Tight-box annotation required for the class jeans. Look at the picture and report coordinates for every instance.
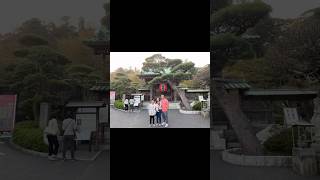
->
[162,111,168,123]
[63,135,75,159]
[47,135,59,156]
[156,110,162,124]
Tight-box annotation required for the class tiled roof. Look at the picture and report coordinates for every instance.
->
[223,82,251,90]
[66,101,106,108]
[244,89,318,96]
[90,85,108,91]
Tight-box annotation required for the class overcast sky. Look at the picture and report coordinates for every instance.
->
[1,0,319,33]
[263,0,320,18]
[0,0,106,33]
[110,52,210,72]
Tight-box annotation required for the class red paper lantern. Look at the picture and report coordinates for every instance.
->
[159,83,168,92]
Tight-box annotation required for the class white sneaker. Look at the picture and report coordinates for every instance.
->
[161,122,165,126]
[165,123,168,128]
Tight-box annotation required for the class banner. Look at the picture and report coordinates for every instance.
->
[0,95,17,132]
[159,83,168,92]
[110,91,116,104]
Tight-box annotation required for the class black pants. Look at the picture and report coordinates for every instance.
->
[125,104,128,110]
[150,116,155,124]
[63,135,75,159]
[47,135,59,156]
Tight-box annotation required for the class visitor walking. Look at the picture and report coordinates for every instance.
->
[62,112,77,161]
[155,97,162,126]
[148,99,156,127]
[161,95,169,127]
[44,118,60,160]
[129,98,134,112]
[124,98,129,111]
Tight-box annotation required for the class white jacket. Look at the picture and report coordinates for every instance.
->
[148,104,156,116]
[44,118,60,135]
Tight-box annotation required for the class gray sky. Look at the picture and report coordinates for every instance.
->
[110,52,210,72]
[0,0,106,33]
[263,0,320,18]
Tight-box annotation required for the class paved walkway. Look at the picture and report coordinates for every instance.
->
[0,141,109,180]
[211,150,319,180]
[110,108,209,128]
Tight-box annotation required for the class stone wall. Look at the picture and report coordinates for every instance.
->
[222,148,292,167]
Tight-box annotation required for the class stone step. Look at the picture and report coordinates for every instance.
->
[211,130,226,150]
[227,142,241,149]
[212,125,228,131]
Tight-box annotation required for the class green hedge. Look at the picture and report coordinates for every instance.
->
[192,101,202,111]
[12,121,48,153]
[114,100,124,110]
[263,128,295,155]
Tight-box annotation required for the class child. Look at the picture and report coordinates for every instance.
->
[155,98,162,126]
[148,100,156,127]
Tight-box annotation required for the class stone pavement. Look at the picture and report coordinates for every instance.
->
[110,108,209,128]
[0,141,109,180]
[211,150,319,180]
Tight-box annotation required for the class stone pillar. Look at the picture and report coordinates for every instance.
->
[174,89,177,102]
[292,148,318,175]
[150,86,153,101]
[311,97,320,143]
[39,103,50,129]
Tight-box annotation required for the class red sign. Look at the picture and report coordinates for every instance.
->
[0,95,17,132]
[159,83,168,92]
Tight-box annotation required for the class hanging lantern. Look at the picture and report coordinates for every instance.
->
[159,83,168,92]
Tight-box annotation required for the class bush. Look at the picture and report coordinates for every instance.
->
[114,100,124,110]
[12,121,48,153]
[263,128,295,155]
[192,101,202,111]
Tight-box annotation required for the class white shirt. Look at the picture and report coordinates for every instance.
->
[62,118,76,136]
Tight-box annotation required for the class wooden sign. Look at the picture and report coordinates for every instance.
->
[0,95,17,132]
[283,108,299,126]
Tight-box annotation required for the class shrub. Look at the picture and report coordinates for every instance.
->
[263,128,295,155]
[192,101,202,111]
[12,121,48,153]
[114,100,124,110]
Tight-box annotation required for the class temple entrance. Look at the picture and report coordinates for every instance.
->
[151,83,174,101]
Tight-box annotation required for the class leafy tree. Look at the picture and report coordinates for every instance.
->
[142,54,196,110]
[17,18,49,38]
[265,12,320,87]
[211,1,271,155]
[10,45,70,121]
[111,68,144,99]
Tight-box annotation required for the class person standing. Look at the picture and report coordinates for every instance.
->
[155,97,162,126]
[124,98,129,111]
[148,99,156,127]
[44,118,60,160]
[160,95,169,127]
[62,112,77,161]
[129,98,134,112]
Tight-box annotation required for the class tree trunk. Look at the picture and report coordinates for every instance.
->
[213,80,263,155]
[167,80,191,110]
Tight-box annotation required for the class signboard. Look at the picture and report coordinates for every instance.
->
[0,95,17,132]
[110,91,116,105]
[283,108,299,126]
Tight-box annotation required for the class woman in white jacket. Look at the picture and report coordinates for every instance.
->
[44,118,60,160]
[148,99,156,127]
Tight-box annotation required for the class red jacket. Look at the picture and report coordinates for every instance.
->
[161,98,169,112]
